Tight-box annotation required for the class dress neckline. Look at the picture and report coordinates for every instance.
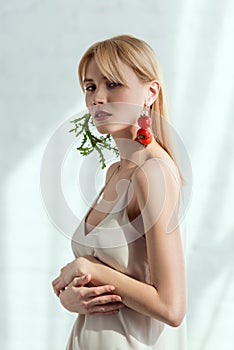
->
[84,164,122,236]
[83,189,128,236]
[83,157,180,236]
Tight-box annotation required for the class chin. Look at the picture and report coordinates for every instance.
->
[96,120,136,137]
[96,125,111,134]
[95,123,121,135]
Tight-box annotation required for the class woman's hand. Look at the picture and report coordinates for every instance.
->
[59,274,124,315]
[52,257,90,296]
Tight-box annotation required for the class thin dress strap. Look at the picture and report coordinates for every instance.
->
[86,163,120,217]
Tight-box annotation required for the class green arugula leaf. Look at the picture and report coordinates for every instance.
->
[69,113,119,169]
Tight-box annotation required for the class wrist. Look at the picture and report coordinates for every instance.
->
[75,256,94,277]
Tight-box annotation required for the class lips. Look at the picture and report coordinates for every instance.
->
[94,110,112,121]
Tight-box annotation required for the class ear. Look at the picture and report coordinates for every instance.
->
[146,80,160,106]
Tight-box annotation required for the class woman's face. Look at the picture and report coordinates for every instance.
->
[83,58,151,135]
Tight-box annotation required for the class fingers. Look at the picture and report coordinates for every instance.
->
[52,275,66,297]
[71,280,124,309]
[89,301,125,315]
[72,278,118,298]
[71,274,92,287]
[84,293,122,307]
[52,277,61,297]
[58,281,125,315]
[81,289,124,315]
[53,274,125,316]
[52,274,92,297]
[83,284,116,298]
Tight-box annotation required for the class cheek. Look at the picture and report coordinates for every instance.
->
[85,94,90,106]
[117,89,145,105]
[110,102,142,127]
[115,90,132,102]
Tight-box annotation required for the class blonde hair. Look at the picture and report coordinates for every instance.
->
[78,34,185,185]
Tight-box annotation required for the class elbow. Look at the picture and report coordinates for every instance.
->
[166,306,187,328]
[167,313,185,328]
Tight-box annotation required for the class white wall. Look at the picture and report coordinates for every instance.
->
[1,0,234,349]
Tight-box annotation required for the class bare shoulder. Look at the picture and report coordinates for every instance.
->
[131,157,181,234]
[105,161,121,183]
[132,157,180,190]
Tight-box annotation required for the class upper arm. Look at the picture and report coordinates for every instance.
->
[132,158,187,316]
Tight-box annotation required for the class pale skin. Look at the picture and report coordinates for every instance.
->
[52,58,187,326]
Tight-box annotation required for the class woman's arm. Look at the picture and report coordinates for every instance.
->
[93,159,186,326]
[56,159,187,326]
[58,274,124,315]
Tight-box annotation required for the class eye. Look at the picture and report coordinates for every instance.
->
[85,84,96,92]
[107,82,122,88]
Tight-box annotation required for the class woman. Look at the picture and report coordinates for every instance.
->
[52,34,187,349]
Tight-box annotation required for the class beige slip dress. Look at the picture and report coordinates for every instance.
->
[66,159,187,350]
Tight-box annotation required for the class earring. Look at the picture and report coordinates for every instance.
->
[135,104,153,146]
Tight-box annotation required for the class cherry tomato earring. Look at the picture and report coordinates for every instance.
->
[135,104,153,146]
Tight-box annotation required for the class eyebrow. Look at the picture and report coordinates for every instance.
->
[83,76,109,83]
[83,78,94,83]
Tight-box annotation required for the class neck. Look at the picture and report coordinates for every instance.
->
[111,127,159,171]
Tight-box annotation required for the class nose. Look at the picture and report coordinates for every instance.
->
[92,87,107,105]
